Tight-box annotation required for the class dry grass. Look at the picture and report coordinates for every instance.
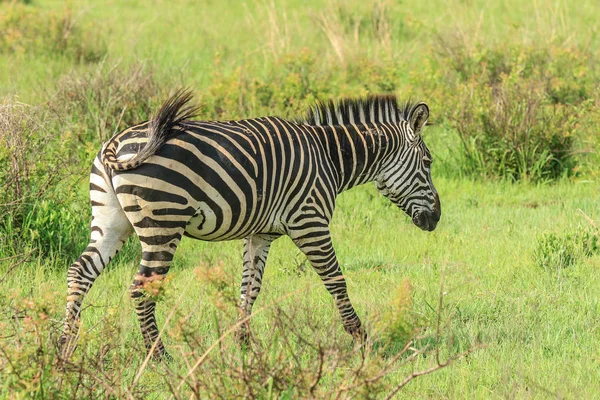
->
[0,267,478,398]
[313,0,396,67]
[49,60,169,142]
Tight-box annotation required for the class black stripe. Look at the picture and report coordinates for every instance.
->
[90,161,105,178]
[138,233,182,246]
[134,217,187,229]
[115,185,187,205]
[141,251,174,262]
[84,246,106,268]
[90,183,106,193]
[152,206,196,216]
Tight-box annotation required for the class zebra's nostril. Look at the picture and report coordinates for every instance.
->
[413,210,440,232]
[412,212,431,231]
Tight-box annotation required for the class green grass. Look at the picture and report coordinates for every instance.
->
[3,179,600,397]
[2,0,600,397]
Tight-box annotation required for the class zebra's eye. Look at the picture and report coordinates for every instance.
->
[423,158,432,168]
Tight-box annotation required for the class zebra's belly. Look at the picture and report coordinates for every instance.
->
[183,201,284,241]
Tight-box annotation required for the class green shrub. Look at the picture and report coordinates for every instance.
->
[0,2,106,62]
[206,49,335,119]
[0,62,171,260]
[417,41,599,182]
[206,49,415,121]
[534,227,600,271]
[434,41,594,103]
[0,278,464,399]
[0,287,151,398]
[450,78,578,182]
[0,98,86,260]
[15,198,87,260]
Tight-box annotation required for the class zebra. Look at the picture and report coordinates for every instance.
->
[60,90,441,359]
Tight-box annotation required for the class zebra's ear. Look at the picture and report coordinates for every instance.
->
[409,103,429,135]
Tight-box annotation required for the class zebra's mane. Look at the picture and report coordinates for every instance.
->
[296,95,420,126]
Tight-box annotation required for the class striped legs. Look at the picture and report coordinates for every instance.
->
[237,234,279,344]
[61,225,132,357]
[292,233,365,339]
[130,229,184,360]
[61,165,133,357]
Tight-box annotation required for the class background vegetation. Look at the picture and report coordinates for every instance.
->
[1,0,599,397]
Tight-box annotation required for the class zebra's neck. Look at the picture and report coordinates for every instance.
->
[318,122,404,193]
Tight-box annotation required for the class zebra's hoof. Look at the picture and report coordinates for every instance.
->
[162,351,174,363]
[57,333,77,360]
[346,325,368,343]
[151,349,173,363]
[235,327,251,348]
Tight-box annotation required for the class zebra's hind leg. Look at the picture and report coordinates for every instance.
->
[61,162,134,358]
[291,231,366,341]
[236,234,279,345]
[130,227,186,360]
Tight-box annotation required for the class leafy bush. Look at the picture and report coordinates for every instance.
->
[206,49,334,120]
[534,227,600,271]
[0,2,106,62]
[1,62,173,262]
[419,41,599,182]
[450,78,578,181]
[434,41,594,104]
[0,288,151,398]
[206,49,414,121]
[0,98,87,260]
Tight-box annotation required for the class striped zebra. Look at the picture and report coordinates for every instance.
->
[61,90,440,359]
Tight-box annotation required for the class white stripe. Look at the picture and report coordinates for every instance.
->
[384,101,390,122]
[336,109,343,124]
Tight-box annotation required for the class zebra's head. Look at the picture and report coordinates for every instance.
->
[375,102,441,231]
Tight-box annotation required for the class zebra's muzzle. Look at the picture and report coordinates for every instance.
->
[413,212,437,231]
[413,195,441,232]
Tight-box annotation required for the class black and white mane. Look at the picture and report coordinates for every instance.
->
[297,95,422,126]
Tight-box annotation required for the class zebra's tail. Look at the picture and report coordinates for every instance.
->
[101,89,200,171]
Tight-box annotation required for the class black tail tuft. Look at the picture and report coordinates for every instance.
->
[102,89,200,171]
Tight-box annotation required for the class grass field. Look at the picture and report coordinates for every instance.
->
[1,0,600,398]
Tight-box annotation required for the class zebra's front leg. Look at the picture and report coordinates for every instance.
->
[236,234,279,345]
[130,229,184,360]
[291,231,365,340]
